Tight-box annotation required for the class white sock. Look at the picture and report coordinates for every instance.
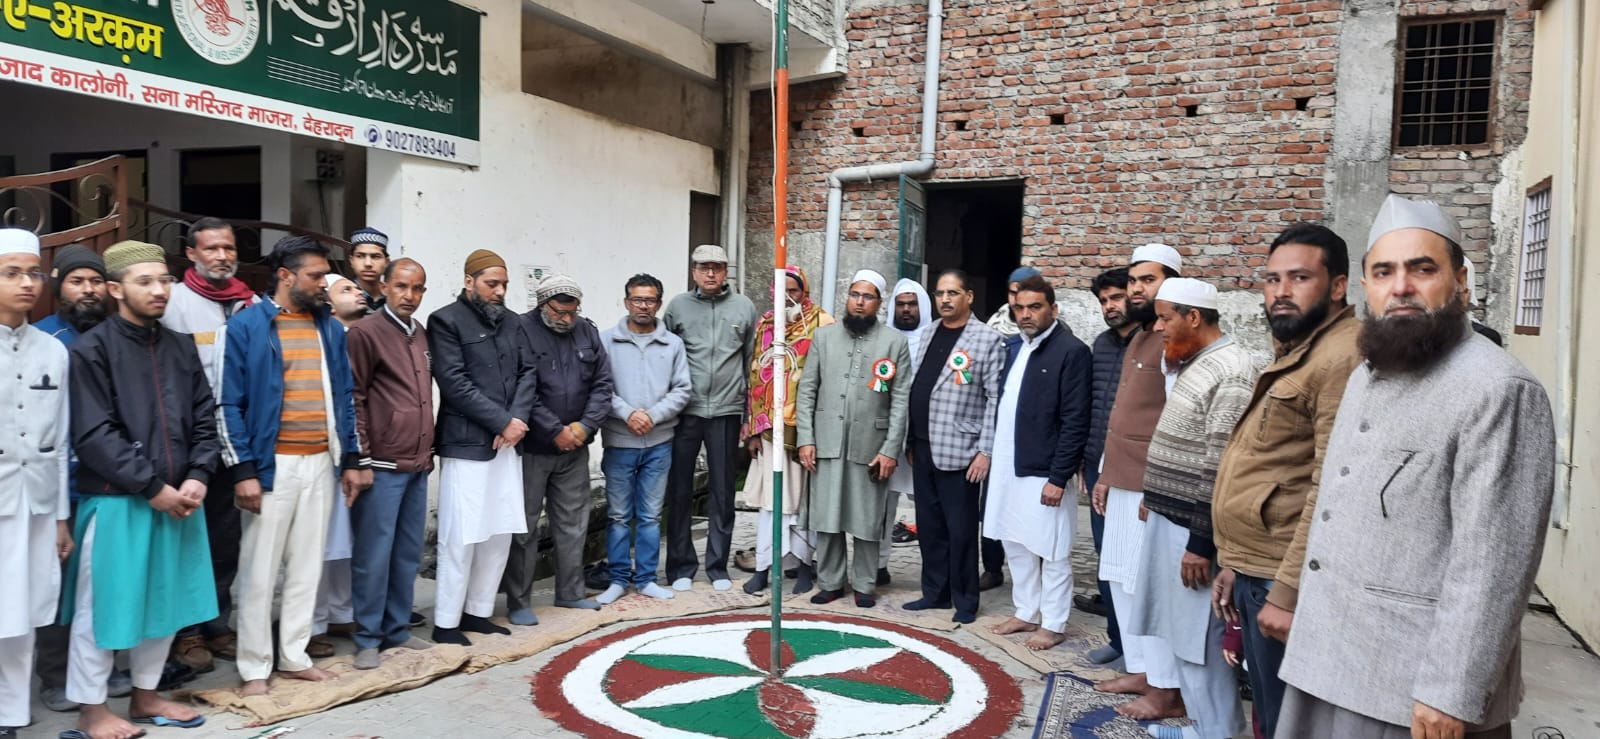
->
[712,578,732,591]
[639,582,675,600]
[672,577,693,591]
[595,584,627,605]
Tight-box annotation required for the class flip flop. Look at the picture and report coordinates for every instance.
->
[60,732,146,739]
[132,714,206,728]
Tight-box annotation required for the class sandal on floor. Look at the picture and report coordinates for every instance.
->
[60,732,146,739]
[133,714,206,728]
[307,635,336,658]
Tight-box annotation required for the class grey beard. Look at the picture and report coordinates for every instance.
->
[842,313,877,337]
[200,264,237,281]
[541,308,575,334]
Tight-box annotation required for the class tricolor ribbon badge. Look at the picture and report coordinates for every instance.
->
[948,349,973,386]
[870,357,897,393]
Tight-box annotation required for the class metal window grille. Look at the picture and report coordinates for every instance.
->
[1517,184,1551,332]
[1396,18,1499,148]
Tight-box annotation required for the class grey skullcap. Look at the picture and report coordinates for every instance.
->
[536,274,583,305]
[1367,194,1464,250]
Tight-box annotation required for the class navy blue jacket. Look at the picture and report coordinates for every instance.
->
[1086,325,1137,469]
[999,324,1092,488]
[217,296,362,489]
[518,312,613,456]
[428,292,540,461]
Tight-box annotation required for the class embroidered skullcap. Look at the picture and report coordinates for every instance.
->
[536,274,583,305]
[463,249,505,276]
[350,227,388,253]
[0,228,40,258]
[1155,277,1218,310]
[849,269,887,298]
[102,240,167,275]
[1130,243,1183,274]
[1367,194,1463,251]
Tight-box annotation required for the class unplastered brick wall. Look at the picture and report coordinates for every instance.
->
[748,0,1531,313]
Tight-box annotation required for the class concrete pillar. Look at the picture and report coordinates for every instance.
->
[1325,0,1400,308]
[719,44,752,294]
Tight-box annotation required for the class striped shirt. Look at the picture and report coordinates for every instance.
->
[275,311,329,455]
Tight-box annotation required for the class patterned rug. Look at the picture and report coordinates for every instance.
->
[1031,672,1189,739]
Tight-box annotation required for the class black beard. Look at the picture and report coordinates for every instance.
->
[1128,300,1157,326]
[1267,293,1333,344]
[61,297,109,334]
[470,293,509,325]
[893,314,920,331]
[1102,312,1132,330]
[1358,297,1468,374]
[288,286,322,313]
[842,314,877,337]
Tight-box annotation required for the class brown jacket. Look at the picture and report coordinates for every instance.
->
[1099,327,1167,491]
[347,309,435,473]
[1212,305,1360,610]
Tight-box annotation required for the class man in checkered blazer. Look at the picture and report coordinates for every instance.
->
[902,270,1005,624]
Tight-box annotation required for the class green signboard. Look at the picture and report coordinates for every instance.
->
[0,0,480,163]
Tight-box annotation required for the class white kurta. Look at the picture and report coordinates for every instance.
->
[0,322,70,639]
[1098,485,1146,589]
[439,446,528,547]
[983,327,1075,562]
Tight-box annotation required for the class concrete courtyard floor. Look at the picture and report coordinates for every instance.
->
[20,502,1600,738]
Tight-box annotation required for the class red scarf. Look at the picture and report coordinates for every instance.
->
[182,268,257,306]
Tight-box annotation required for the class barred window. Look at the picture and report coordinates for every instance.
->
[1396,17,1499,149]
[1516,179,1551,335]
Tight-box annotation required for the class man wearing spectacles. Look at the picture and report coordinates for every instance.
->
[662,245,757,592]
[502,274,614,623]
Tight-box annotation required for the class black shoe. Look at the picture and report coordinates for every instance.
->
[952,611,977,624]
[810,589,845,605]
[156,660,196,691]
[854,591,877,608]
[978,571,1004,591]
[584,560,613,590]
[792,564,815,595]
[459,614,510,636]
[0,726,17,738]
[891,521,917,543]
[1073,593,1108,617]
[743,571,769,594]
[409,610,427,627]
[875,567,891,587]
[902,597,951,611]
[431,626,471,646]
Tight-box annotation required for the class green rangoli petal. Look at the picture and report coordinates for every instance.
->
[630,685,789,739]
[624,654,759,677]
[788,675,941,705]
[774,628,894,663]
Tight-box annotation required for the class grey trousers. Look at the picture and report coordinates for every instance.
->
[815,532,880,595]
[1276,687,1512,739]
[504,447,592,608]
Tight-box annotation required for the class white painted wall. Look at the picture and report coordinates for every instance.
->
[369,0,720,328]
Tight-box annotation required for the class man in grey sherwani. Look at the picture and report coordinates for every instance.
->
[1274,194,1556,739]
[797,270,911,609]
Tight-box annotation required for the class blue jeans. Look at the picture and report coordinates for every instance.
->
[1085,467,1122,654]
[1234,572,1288,739]
[350,469,428,650]
[603,443,673,587]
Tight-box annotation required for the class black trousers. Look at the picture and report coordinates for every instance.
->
[35,510,72,689]
[1085,466,1122,654]
[665,414,741,582]
[183,466,240,639]
[911,438,980,617]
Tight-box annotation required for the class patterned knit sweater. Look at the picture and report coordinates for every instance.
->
[1143,336,1261,558]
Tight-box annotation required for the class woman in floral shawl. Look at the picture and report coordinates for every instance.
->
[741,266,832,594]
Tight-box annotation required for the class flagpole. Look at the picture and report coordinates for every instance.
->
[769,0,791,678]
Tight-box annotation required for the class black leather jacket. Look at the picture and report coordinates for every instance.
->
[427,292,539,461]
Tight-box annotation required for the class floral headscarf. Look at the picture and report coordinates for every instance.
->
[745,266,833,446]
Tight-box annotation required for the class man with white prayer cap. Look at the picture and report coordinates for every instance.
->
[0,229,71,737]
[1276,194,1556,739]
[1128,276,1258,739]
[880,277,932,583]
[796,269,912,608]
[308,273,362,659]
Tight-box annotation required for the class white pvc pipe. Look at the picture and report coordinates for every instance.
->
[1548,0,1583,528]
[819,0,944,311]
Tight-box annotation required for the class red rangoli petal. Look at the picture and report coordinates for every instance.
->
[745,630,798,674]
[759,680,816,738]
[827,649,953,703]
[606,658,726,706]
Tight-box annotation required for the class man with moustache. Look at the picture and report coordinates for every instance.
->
[905,270,1004,624]
[504,275,614,621]
[742,266,831,595]
[345,258,436,669]
[1092,244,1185,720]
[32,244,116,713]
[65,240,219,737]
[1130,278,1257,739]
[1079,266,1134,665]
[797,270,911,608]
[1277,196,1557,739]
[428,249,537,643]
[1207,223,1360,738]
[217,237,367,696]
[0,229,72,738]
[347,228,390,313]
[162,217,257,667]
[880,278,931,583]
[598,274,690,604]
[663,245,757,592]
[307,273,367,659]
[986,275,1092,651]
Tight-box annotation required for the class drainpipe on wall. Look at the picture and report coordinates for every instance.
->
[819,0,945,311]
[1549,0,1583,528]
